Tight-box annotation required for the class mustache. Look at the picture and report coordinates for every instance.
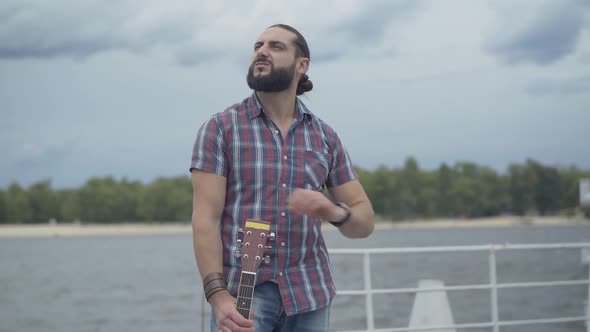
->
[253,56,272,65]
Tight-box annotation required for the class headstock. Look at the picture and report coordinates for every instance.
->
[235,219,275,273]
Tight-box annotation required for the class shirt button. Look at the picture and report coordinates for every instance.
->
[280,212,286,217]
[279,272,283,276]
[274,130,279,135]
[281,242,286,247]
[281,183,286,188]
[283,155,287,160]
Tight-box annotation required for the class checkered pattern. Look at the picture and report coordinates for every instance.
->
[190,93,357,315]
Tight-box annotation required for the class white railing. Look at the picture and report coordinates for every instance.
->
[329,243,590,332]
[199,243,590,331]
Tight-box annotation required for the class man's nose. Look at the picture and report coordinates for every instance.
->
[255,44,270,58]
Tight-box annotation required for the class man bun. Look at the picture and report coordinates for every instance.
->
[296,74,313,95]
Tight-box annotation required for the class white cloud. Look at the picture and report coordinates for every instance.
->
[1,0,590,188]
[0,0,420,66]
[485,0,590,65]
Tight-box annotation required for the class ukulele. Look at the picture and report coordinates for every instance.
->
[234,219,274,319]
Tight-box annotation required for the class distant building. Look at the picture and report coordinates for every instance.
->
[581,178,590,207]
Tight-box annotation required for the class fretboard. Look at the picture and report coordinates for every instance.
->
[235,271,257,319]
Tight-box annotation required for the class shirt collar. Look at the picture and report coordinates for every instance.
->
[247,92,312,122]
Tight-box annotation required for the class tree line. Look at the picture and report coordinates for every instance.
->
[1,158,589,224]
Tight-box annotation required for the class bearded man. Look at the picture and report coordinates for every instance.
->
[189,24,375,332]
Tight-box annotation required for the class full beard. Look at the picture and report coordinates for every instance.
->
[247,61,296,93]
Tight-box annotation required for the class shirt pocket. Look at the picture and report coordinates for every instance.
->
[303,150,330,191]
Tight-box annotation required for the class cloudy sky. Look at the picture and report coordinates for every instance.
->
[1,0,589,188]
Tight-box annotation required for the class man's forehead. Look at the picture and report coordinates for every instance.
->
[255,27,296,44]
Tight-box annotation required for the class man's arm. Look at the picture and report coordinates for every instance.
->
[191,169,253,331]
[327,179,374,238]
[191,169,226,281]
[288,179,374,238]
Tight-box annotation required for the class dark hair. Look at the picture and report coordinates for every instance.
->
[267,24,313,95]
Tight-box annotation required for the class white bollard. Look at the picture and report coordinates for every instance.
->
[409,279,457,332]
[582,248,590,332]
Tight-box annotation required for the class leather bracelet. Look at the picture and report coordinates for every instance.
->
[203,272,225,287]
[203,272,227,301]
[205,281,227,301]
[204,279,226,294]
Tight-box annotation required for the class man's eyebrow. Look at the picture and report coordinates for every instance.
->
[269,40,287,47]
[254,40,289,48]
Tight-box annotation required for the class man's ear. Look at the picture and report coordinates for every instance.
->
[297,57,309,75]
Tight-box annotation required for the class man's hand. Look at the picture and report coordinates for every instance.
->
[288,188,347,222]
[209,291,254,332]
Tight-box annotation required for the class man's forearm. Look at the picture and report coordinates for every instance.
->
[192,216,224,280]
[337,200,374,238]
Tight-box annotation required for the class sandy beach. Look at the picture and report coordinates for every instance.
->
[0,223,192,238]
[0,216,588,238]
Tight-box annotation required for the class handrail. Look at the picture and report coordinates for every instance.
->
[328,242,590,254]
[329,242,590,332]
[199,242,590,331]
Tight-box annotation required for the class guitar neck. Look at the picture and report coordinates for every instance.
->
[235,271,257,319]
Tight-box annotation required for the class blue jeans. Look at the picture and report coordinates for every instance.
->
[210,282,331,332]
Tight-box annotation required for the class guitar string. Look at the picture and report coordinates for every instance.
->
[236,273,256,316]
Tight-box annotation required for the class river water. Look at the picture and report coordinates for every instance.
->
[1,224,589,332]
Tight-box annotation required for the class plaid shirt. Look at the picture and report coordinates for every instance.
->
[190,93,357,316]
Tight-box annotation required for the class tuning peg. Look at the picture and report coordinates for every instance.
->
[269,232,275,241]
[265,245,272,250]
[234,250,241,258]
[264,255,271,264]
[238,228,244,234]
[237,239,242,247]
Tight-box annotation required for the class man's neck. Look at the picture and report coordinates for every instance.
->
[255,89,297,125]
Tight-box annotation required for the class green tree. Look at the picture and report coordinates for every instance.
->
[111,178,143,222]
[436,163,455,217]
[508,163,536,214]
[28,180,59,223]
[5,183,32,223]
[369,165,396,219]
[1,157,587,223]
[478,167,509,216]
[138,177,192,222]
[58,189,81,222]
[416,170,438,218]
[397,156,421,219]
[450,176,482,218]
[78,177,120,222]
[0,189,6,224]
[527,160,561,215]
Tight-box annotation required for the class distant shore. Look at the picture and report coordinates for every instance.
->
[372,216,590,230]
[0,216,588,238]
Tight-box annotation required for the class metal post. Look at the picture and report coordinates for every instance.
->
[201,292,208,331]
[583,248,590,332]
[364,252,375,331]
[489,248,500,332]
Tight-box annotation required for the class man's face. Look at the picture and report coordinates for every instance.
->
[247,27,299,93]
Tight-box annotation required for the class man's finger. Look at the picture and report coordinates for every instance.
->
[229,310,254,328]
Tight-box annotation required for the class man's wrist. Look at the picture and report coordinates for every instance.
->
[329,202,352,227]
[203,272,227,302]
[207,288,231,305]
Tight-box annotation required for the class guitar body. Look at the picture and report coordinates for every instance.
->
[235,219,274,319]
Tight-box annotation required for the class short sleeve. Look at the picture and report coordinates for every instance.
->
[326,130,357,187]
[189,116,228,177]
